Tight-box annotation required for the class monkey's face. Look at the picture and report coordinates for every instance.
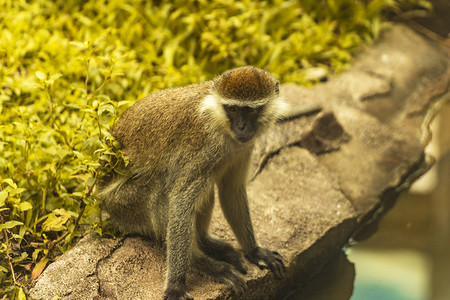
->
[223,105,263,143]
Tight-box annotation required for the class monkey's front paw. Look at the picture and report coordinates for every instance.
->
[246,247,286,279]
[163,288,193,300]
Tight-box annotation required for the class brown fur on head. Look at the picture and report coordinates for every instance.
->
[213,66,279,105]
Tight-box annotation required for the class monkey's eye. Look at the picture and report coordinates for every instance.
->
[249,106,263,113]
[225,106,239,113]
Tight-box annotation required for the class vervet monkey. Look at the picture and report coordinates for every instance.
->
[99,66,288,300]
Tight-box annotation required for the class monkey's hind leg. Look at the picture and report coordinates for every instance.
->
[100,175,160,237]
[195,186,247,274]
[190,247,246,296]
[198,235,248,275]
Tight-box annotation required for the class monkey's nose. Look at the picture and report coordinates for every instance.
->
[236,121,247,131]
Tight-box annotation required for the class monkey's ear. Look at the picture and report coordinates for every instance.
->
[275,82,279,95]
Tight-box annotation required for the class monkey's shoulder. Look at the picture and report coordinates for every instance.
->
[116,81,212,126]
[139,81,213,108]
[111,81,223,166]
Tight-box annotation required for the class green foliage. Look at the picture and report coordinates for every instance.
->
[0,0,430,298]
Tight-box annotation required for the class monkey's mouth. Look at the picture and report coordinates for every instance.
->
[234,134,254,143]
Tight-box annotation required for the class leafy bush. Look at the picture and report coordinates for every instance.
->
[0,0,430,298]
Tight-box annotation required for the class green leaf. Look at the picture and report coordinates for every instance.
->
[45,73,63,86]
[18,287,27,300]
[69,41,88,48]
[114,167,132,176]
[2,178,16,188]
[87,177,97,188]
[119,99,133,107]
[35,71,46,81]
[32,248,42,261]
[0,221,24,230]
[12,252,28,264]
[0,190,7,206]
[71,192,84,199]
[42,209,73,232]
[17,201,33,212]
[14,188,26,195]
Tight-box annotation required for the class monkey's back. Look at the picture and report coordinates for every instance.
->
[112,81,225,173]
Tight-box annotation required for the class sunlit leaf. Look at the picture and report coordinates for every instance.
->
[17,202,33,212]
[35,71,46,81]
[2,179,16,188]
[0,190,7,206]
[42,209,73,232]
[69,41,88,48]
[0,221,24,230]
[18,287,27,300]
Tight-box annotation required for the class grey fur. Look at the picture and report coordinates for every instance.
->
[98,66,286,300]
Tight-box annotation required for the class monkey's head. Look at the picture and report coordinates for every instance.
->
[201,66,287,143]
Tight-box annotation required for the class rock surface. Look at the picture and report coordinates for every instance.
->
[29,24,450,300]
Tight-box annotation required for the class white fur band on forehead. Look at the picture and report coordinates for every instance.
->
[207,93,275,108]
[218,97,270,108]
[200,94,270,115]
